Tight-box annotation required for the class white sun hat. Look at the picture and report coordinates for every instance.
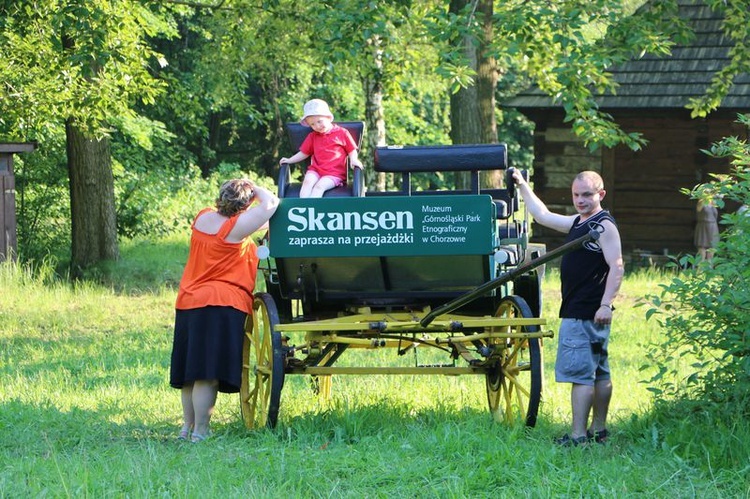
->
[300,99,334,125]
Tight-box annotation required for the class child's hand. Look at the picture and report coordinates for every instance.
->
[350,158,364,169]
[279,157,290,166]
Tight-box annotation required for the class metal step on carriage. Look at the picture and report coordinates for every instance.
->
[241,122,598,429]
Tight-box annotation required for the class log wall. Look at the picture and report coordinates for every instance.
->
[520,110,746,264]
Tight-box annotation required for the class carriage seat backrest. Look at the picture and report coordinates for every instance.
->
[372,143,516,217]
[279,121,366,198]
[374,143,507,173]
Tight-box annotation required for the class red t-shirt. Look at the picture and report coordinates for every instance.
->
[175,208,259,314]
[299,124,358,181]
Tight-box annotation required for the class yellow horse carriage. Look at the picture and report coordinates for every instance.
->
[242,127,597,429]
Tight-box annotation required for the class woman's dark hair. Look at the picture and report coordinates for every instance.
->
[216,179,255,217]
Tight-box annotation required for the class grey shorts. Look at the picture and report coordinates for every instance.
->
[555,318,611,386]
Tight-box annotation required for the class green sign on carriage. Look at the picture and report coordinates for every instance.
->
[268,195,495,258]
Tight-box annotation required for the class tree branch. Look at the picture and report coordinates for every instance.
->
[157,0,229,10]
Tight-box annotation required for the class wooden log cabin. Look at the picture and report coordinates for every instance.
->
[503,0,750,265]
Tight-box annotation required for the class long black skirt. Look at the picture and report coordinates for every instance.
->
[170,306,247,393]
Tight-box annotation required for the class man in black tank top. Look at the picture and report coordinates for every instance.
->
[511,169,624,446]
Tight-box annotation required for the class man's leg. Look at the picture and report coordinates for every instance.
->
[570,383,594,439]
[589,379,612,432]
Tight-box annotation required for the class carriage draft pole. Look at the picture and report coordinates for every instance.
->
[420,229,601,327]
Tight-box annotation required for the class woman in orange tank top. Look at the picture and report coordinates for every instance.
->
[170,179,278,442]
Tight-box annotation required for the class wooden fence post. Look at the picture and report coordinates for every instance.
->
[0,143,37,262]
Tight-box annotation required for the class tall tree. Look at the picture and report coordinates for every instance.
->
[0,1,171,273]
[66,121,118,269]
[447,0,500,188]
[448,0,481,150]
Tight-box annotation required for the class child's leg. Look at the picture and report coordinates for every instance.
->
[308,175,343,198]
[300,171,321,198]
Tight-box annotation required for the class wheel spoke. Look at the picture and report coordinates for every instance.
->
[485,295,542,427]
[506,373,532,398]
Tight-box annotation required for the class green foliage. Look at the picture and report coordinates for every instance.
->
[491,0,694,151]
[142,3,279,175]
[0,0,172,140]
[687,0,750,117]
[641,114,750,406]
[114,159,277,240]
[13,134,71,264]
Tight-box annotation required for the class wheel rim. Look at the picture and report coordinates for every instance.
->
[485,295,542,427]
[240,293,284,429]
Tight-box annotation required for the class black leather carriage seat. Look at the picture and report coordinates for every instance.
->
[372,143,518,219]
[278,121,365,198]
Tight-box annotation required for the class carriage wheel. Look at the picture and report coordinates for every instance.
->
[485,295,542,427]
[240,292,285,429]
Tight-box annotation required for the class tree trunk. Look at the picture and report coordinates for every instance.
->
[449,0,480,190]
[448,0,502,189]
[66,120,119,277]
[476,0,501,188]
[363,34,388,192]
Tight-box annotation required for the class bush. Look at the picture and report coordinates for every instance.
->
[112,129,277,239]
[642,114,750,408]
[13,134,72,265]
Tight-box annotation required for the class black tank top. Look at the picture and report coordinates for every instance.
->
[559,210,616,319]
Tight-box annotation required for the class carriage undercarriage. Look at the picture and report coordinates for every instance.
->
[241,296,551,429]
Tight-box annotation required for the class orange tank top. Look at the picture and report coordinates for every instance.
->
[175,208,259,314]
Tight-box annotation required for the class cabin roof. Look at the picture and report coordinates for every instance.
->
[505,0,750,110]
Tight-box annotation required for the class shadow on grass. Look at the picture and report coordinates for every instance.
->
[0,398,181,458]
[221,396,541,452]
[81,238,189,295]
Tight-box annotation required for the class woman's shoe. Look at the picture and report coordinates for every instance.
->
[177,424,193,441]
[190,432,210,443]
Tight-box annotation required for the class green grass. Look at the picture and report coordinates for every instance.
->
[1,242,748,497]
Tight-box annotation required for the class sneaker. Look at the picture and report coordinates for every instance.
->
[555,434,588,447]
[586,428,609,444]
